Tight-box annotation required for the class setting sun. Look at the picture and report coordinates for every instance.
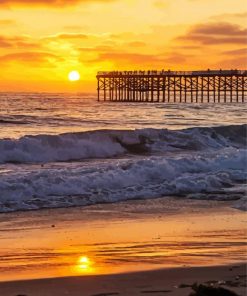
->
[68,71,80,82]
[0,0,246,92]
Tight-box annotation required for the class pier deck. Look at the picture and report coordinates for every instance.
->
[96,70,247,103]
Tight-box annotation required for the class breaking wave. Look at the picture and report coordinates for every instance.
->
[0,124,246,213]
[0,124,246,164]
[0,148,246,212]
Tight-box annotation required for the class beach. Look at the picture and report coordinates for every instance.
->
[0,94,246,294]
[0,197,246,294]
[1,264,246,296]
[1,0,247,293]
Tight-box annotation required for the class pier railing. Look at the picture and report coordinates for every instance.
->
[97,70,247,76]
[96,69,247,103]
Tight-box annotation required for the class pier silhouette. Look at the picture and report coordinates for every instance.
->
[97,70,247,103]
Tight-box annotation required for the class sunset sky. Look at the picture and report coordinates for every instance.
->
[0,0,246,92]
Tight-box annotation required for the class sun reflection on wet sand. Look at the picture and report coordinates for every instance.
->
[76,256,94,274]
[0,198,246,281]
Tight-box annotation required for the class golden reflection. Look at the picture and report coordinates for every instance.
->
[1,203,246,282]
[76,256,94,274]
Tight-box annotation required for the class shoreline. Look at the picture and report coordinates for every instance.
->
[0,263,246,296]
[0,197,246,283]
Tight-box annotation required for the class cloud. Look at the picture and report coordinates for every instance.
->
[217,56,247,69]
[127,41,146,47]
[172,45,201,50]
[109,32,136,40]
[222,48,247,56]
[190,23,246,36]
[97,52,158,64]
[86,50,189,67]
[210,12,247,22]
[43,33,88,41]
[79,45,115,52]
[0,35,40,49]
[53,33,88,40]
[176,22,247,45]
[218,48,247,68]
[0,36,12,47]
[0,19,16,26]
[0,0,113,7]
[162,53,189,64]
[0,51,63,66]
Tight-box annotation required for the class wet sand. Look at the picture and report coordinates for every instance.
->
[0,264,246,296]
[0,197,246,284]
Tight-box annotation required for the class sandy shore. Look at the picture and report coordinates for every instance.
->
[0,264,246,296]
[0,197,246,295]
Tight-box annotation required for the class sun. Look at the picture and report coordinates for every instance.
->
[68,70,80,82]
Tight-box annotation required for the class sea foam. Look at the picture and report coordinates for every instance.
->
[0,124,246,164]
[0,125,246,212]
[0,146,246,213]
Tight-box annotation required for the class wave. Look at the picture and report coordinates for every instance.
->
[0,147,246,213]
[0,119,31,125]
[0,124,246,164]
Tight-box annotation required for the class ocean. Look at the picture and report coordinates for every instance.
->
[0,92,246,213]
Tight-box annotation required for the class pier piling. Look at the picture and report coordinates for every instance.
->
[97,70,247,103]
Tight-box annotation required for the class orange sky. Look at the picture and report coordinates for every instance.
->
[0,0,246,92]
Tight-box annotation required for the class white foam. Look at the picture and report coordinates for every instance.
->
[0,125,245,164]
[0,148,246,212]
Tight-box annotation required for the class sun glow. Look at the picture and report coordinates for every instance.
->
[76,256,94,273]
[68,71,80,82]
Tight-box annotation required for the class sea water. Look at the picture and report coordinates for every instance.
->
[0,92,246,212]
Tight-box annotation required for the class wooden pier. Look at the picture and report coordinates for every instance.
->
[96,70,247,103]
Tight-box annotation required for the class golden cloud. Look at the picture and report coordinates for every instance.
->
[176,22,247,45]
[210,12,247,22]
[43,33,88,42]
[127,41,146,47]
[222,48,247,56]
[0,35,40,49]
[86,51,189,67]
[0,51,63,66]
[217,56,247,69]
[0,0,113,7]
[79,45,115,52]
[0,19,16,26]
